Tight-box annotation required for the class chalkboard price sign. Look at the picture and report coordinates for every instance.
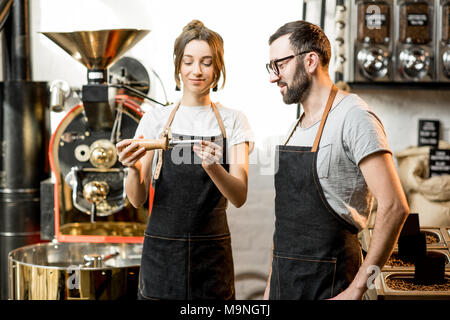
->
[429,149,450,177]
[418,119,440,147]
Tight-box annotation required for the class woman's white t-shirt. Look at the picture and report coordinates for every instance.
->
[134,102,254,152]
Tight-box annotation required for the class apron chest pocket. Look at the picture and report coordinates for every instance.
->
[317,144,332,179]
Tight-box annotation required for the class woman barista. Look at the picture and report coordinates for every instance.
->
[116,20,253,299]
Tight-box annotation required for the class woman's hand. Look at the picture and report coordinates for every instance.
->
[116,135,147,169]
[193,140,223,169]
[194,141,249,208]
[116,135,153,208]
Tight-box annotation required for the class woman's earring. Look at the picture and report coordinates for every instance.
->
[175,85,181,91]
[212,85,218,92]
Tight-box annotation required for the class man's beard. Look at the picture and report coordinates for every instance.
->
[281,61,312,105]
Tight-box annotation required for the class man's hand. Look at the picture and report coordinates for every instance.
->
[328,284,365,300]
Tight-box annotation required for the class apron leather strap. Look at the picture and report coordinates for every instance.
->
[211,102,227,139]
[284,84,338,152]
[153,102,226,180]
[311,85,338,152]
[153,102,181,180]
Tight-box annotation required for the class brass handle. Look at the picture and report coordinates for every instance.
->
[135,138,168,151]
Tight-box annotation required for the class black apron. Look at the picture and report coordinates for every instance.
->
[269,85,362,300]
[138,102,235,300]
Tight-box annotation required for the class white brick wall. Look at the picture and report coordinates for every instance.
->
[228,164,275,299]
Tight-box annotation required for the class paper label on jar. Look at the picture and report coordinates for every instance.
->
[407,13,428,26]
[365,13,387,28]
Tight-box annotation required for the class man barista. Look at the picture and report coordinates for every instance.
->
[264,21,409,300]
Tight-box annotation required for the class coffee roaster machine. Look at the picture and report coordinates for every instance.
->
[2,0,171,300]
[40,29,152,243]
[333,0,450,85]
[8,29,157,300]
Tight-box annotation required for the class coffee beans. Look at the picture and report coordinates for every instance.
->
[399,1,432,44]
[425,232,440,244]
[385,250,448,267]
[357,1,391,44]
[386,276,450,291]
[386,253,415,267]
[443,4,449,42]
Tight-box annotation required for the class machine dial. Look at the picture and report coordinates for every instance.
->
[89,139,117,168]
[74,144,90,162]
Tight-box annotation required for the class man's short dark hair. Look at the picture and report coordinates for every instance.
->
[269,21,331,68]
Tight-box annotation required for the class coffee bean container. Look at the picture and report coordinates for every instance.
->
[370,271,450,299]
[442,227,450,247]
[383,249,450,271]
[365,227,448,250]
[395,0,436,81]
[437,0,450,81]
[353,0,395,81]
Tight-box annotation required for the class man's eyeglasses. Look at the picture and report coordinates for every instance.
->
[266,51,312,76]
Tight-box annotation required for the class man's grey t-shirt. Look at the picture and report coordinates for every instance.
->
[285,93,392,231]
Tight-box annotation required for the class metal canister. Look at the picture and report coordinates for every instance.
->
[0,81,49,299]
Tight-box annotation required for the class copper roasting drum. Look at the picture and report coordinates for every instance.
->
[8,242,142,300]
